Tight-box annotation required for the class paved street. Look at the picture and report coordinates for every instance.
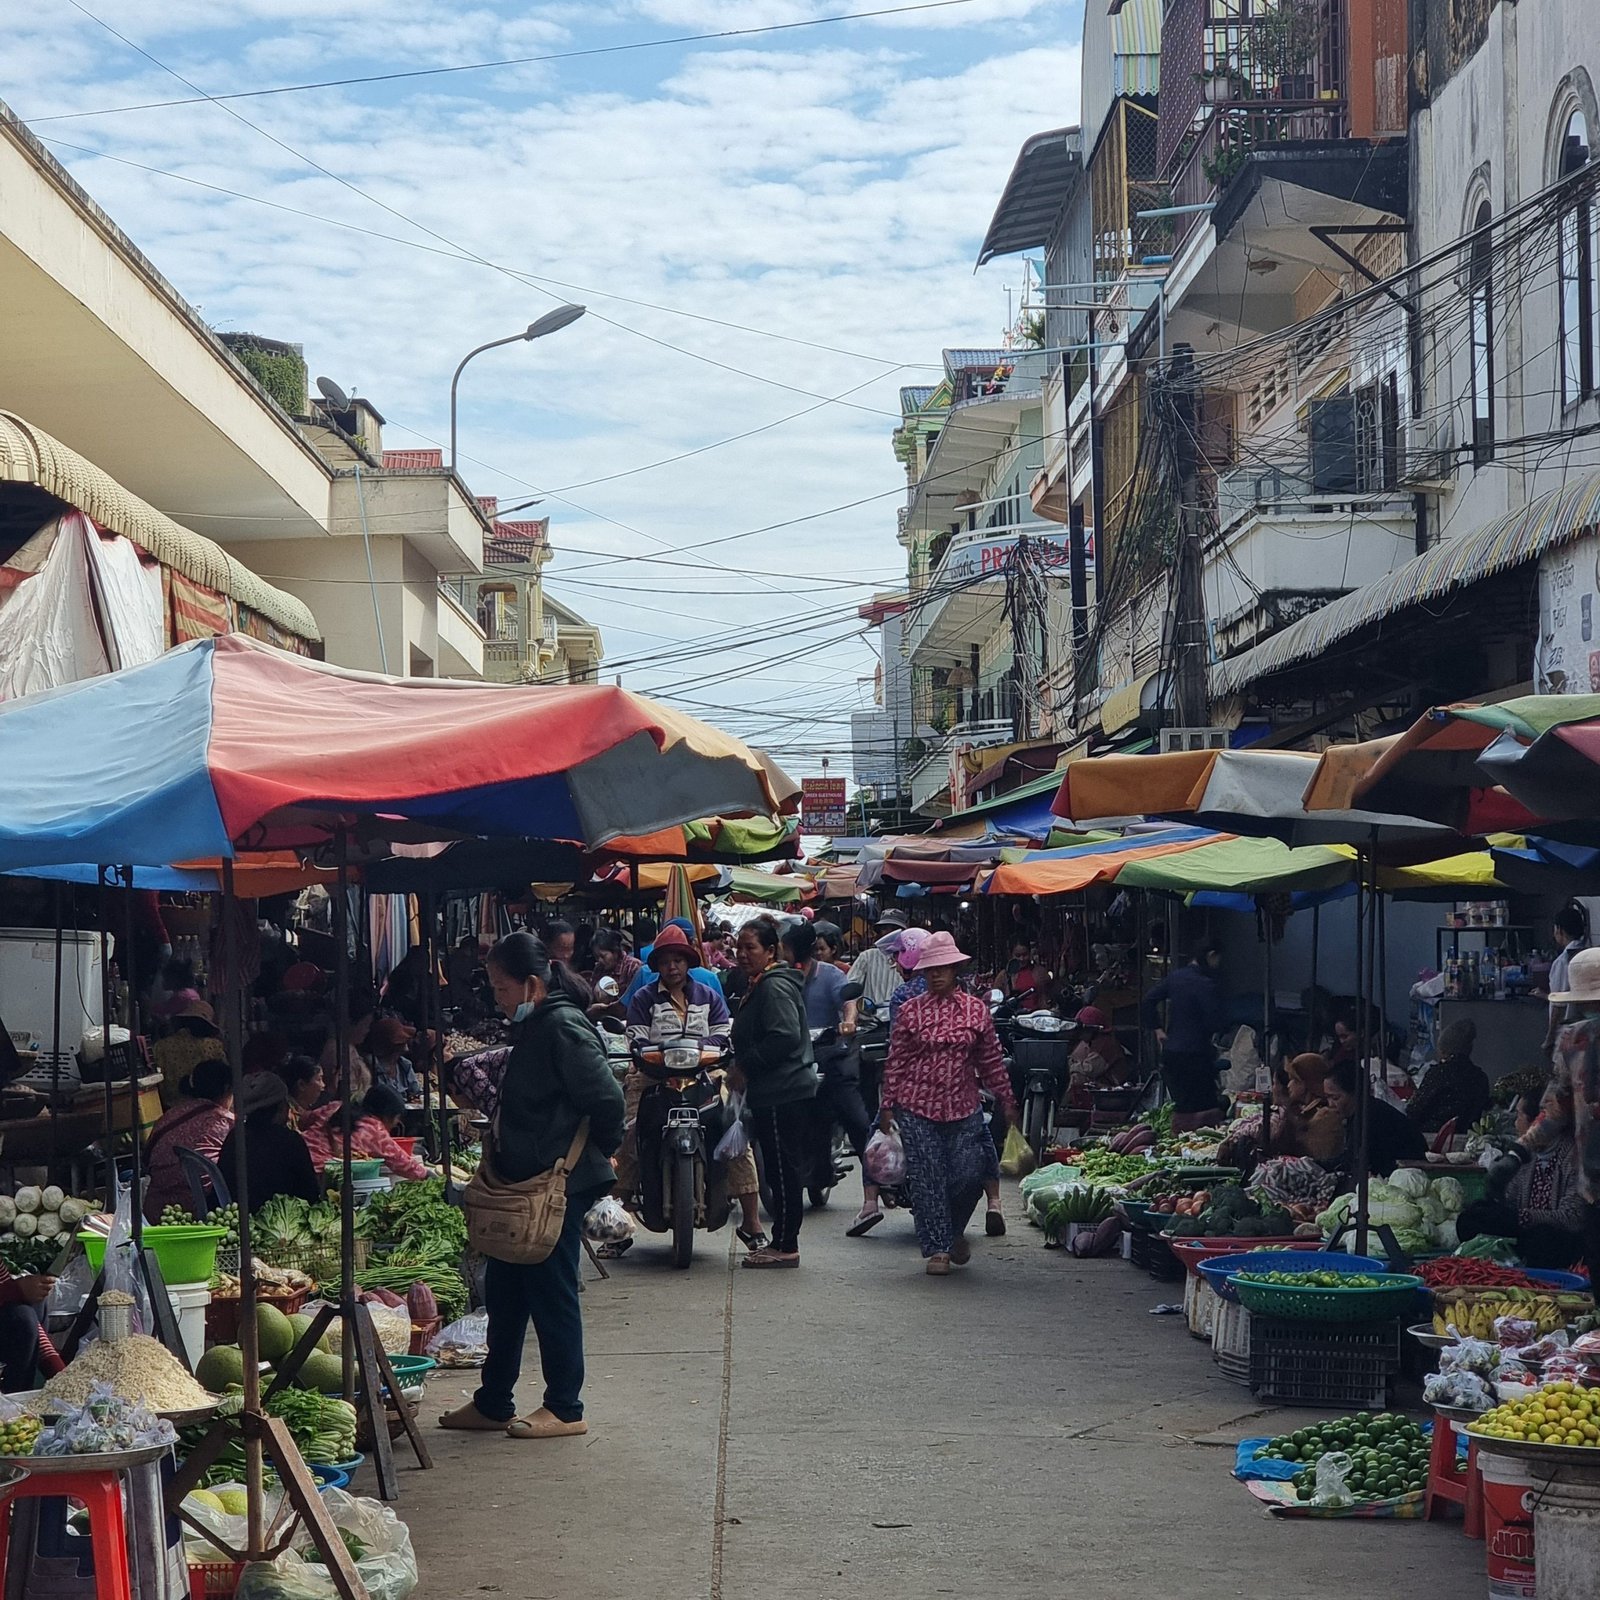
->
[385,1179,1485,1600]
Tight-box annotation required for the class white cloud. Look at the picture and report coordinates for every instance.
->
[2,1,1084,767]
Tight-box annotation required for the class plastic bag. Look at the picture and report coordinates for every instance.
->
[309,1299,411,1357]
[1020,1162,1078,1198]
[233,1488,418,1600]
[100,1184,150,1335]
[1310,1450,1356,1508]
[862,1125,906,1186]
[712,1093,750,1164]
[999,1124,1036,1179]
[1440,1337,1500,1377]
[582,1197,634,1245]
[1423,1370,1496,1412]
[426,1310,489,1367]
[1493,1315,1539,1349]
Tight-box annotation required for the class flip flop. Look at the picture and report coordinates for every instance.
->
[736,1226,770,1251]
[741,1248,800,1268]
[985,1209,1006,1237]
[846,1209,884,1237]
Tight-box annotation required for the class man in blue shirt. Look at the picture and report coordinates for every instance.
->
[620,918,724,1006]
[1140,942,1225,1127]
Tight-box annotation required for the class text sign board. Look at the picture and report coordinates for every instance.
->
[801,777,848,834]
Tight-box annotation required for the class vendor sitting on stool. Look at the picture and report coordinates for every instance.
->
[0,1264,63,1394]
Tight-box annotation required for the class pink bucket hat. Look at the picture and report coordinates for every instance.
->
[895,927,932,973]
[912,930,970,971]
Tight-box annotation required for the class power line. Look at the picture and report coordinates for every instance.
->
[33,2,986,123]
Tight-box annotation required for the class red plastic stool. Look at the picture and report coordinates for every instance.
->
[1423,1412,1484,1539]
[0,1467,133,1600]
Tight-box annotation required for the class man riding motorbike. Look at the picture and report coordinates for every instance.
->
[619,924,766,1252]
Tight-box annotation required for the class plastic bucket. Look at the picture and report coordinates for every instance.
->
[79,1224,226,1284]
[1480,1452,1536,1599]
[166,1280,212,1370]
[1532,1465,1600,1600]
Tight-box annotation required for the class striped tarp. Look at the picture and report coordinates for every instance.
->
[1210,471,1600,697]
[1112,0,1163,95]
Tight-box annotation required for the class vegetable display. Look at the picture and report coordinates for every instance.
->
[1417,1259,1554,1290]
[1316,1169,1467,1255]
[1470,1383,1600,1448]
[0,1187,95,1269]
[353,1178,468,1258]
[1434,1292,1585,1339]
[34,1334,214,1413]
[1238,1270,1388,1289]
[1043,1187,1115,1243]
[1165,1182,1292,1240]
[1047,1148,1153,1186]
[1255,1411,1430,1502]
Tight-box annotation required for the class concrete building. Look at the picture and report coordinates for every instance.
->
[0,98,596,683]
[850,591,916,802]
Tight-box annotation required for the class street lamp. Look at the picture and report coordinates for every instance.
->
[448,303,586,469]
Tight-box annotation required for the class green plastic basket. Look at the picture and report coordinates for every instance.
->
[1232,1271,1424,1323]
[79,1224,227,1285]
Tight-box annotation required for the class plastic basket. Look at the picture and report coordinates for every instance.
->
[1248,1314,1402,1410]
[189,1561,244,1599]
[79,1223,227,1284]
[1144,1232,1185,1283]
[1199,1249,1387,1306]
[1232,1270,1423,1323]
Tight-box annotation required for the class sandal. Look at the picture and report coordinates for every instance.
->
[985,1208,1006,1237]
[736,1226,770,1251]
[437,1401,507,1432]
[506,1408,588,1439]
[925,1254,951,1276]
[741,1248,799,1268]
[846,1209,883,1238]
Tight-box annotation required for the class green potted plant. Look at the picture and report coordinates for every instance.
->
[1252,0,1323,103]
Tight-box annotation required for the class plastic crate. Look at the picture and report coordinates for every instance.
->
[1144,1233,1185,1283]
[189,1561,244,1599]
[1212,1297,1251,1360]
[1248,1314,1403,1410]
[1127,1224,1155,1272]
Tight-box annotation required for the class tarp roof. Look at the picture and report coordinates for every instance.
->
[0,410,318,641]
[0,634,794,870]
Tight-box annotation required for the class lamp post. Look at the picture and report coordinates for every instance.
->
[448,303,586,469]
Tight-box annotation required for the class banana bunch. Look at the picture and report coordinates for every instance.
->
[1434,1294,1584,1339]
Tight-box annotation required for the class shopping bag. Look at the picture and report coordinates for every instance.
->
[863,1124,906,1186]
[712,1089,750,1162]
[1000,1123,1036,1178]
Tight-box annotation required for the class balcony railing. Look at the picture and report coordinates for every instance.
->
[1160,0,1353,243]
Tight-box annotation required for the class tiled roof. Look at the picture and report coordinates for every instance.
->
[943,349,1012,374]
[478,495,498,516]
[899,385,936,411]
[381,448,442,470]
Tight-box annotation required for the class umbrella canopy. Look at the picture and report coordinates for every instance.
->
[1115,836,1353,895]
[981,826,1219,895]
[1053,747,1449,846]
[1301,699,1600,832]
[0,635,793,871]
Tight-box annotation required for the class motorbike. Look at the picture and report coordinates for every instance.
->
[630,1037,739,1268]
[989,990,1079,1162]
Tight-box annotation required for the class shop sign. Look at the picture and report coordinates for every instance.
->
[800,777,848,833]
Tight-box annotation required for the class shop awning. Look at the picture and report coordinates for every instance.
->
[0,410,318,642]
[1210,471,1600,697]
[976,128,1083,267]
[935,769,1065,842]
[723,864,804,904]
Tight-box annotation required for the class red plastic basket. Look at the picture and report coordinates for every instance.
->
[189,1561,244,1599]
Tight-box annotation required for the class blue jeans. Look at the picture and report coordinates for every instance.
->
[474,1186,602,1424]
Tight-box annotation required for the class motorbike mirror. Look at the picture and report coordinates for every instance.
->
[986,988,1006,1005]
[840,981,865,1003]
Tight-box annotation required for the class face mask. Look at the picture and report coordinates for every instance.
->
[512,998,537,1023]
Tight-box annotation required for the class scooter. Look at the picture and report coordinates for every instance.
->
[990,990,1078,1161]
[631,1038,738,1268]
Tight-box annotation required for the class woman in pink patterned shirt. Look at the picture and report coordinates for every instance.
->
[881,932,1016,1274]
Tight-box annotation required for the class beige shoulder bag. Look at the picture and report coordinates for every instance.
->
[465,1116,590,1264]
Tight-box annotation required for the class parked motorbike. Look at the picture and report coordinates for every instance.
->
[989,990,1079,1161]
[631,1038,738,1268]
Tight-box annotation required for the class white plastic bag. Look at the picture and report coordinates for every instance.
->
[863,1124,906,1186]
[232,1488,418,1600]
[582,1196,634,1244]
[1310,1450,1356,1508]
[712,1102,750,1163]
[426,1310,489,1367]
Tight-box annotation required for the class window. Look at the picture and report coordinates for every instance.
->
[1558,110,1596,406]
[1468,201,1495,461]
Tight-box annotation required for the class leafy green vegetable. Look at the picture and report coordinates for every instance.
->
[354,1178,467,1258]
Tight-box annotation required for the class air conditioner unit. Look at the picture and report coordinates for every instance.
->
[1159,726,1230,753]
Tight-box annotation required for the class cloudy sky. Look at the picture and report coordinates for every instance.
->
[6,0,1082,778]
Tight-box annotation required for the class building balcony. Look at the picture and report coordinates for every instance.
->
[436,581,486,680]
[907,717,1017,818]
[1205,462,1415,659]
[906,520,1071,665]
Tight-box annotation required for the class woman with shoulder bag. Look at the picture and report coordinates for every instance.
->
[439,933,624,1441]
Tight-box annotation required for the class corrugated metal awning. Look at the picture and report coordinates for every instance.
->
[976,129,1084,267]
[1111,0,1162,95]
[1210,472,1600,697]
[0,411,319,642]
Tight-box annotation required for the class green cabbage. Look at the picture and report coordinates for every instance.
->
[1368,1198,1422,1228]
[1432,1177,1466,1213]
[1387,1166,1431,1198]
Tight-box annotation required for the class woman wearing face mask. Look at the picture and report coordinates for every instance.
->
[439,932,625,1441]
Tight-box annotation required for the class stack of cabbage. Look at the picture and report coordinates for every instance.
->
[1317,1167,1467,1256]
[0,1187,97,1275]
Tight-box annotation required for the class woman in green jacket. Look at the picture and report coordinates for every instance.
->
[439,933,625,1441]
[728,918,818,1268]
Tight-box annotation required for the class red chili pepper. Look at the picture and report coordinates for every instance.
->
[1417,1258,1538,1289]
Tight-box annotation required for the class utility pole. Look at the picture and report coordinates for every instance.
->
[1167,343,1209,729]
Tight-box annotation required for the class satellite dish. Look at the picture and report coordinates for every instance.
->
[315,375,351,411]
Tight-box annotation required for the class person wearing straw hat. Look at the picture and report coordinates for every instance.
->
[880,932,1016,1275]
[1492,945,1600,1288]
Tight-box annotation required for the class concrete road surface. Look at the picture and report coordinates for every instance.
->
[381,1180,1486,1599]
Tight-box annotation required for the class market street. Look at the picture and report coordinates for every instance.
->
[400,1178,1484,1600]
